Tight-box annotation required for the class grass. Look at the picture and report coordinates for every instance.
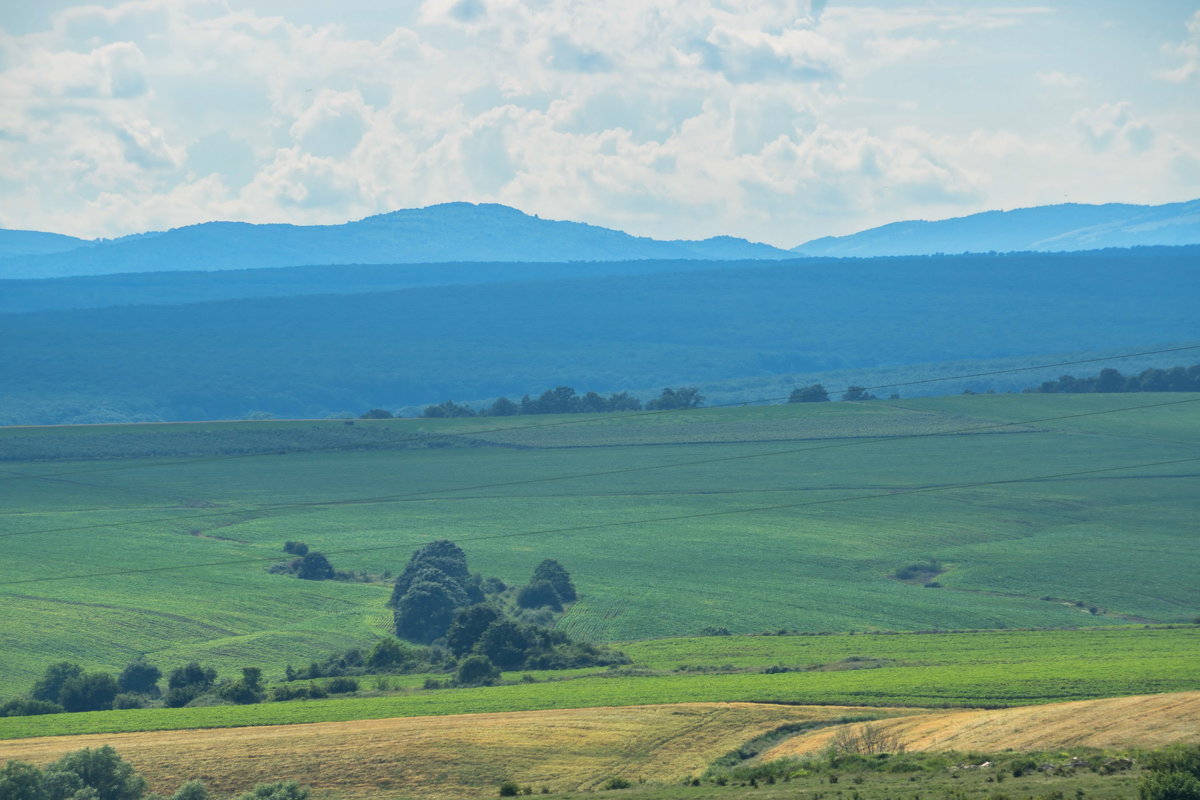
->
[0,394,1197,697]
[1,626,1196,740]
[0,698,1191,800]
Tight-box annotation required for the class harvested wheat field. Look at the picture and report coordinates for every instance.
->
[764,691,1200,760]
[0,703,898,799]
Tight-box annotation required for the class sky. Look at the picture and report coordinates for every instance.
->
[0,1,1198,247]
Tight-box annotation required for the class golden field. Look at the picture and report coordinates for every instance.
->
[764,691,1200,759]
[0,703,892,798]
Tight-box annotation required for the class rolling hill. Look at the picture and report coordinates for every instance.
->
[0,203,792,280]
[792,198,1200,257]
[0,246,1195,425]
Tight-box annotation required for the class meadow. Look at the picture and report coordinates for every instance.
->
[0,394,1197,699]
[0,625,1196,740]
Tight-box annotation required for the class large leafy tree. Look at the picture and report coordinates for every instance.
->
[394,581,461,644]
[445,604,502,657]
[58,672,119,713]
[30,662,82,703]
[118,660,161,695]
[48,746,148,800]
[530,559,577,603]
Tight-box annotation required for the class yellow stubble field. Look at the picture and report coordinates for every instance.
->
[0,702,895,798]
[764,691,1200,759]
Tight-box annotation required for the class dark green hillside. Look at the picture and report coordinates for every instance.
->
[0,246,1196,425]
[0,203,791,280]
[0,395,1196,696]
[0,257,769,315]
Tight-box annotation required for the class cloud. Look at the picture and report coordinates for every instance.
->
[0,0,1193,245]
[1073,102,1155,153]
[1036,70,1082,89]
[1158,10,1200,83]
[9,41,149,99]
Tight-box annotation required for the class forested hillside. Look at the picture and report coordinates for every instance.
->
[0,246,1194,425]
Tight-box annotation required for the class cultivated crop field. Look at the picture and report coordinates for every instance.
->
[0,703,871,797]
[0,394,1197,696]
[1,626,1196,740]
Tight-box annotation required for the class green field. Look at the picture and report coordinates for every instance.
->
[1,394,1197,697]
[1,626,1196,739]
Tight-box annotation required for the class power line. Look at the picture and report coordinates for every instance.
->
[3,395,1197,541]
[2,455,1194,587]
[2,343,1196,484]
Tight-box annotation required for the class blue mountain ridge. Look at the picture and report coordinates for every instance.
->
[792,198,1200,257]
[0,202,792,279]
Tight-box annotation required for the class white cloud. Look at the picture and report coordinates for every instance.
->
[1158,10,1200,83]
[0,1,1194,244]
[1036,70,1082,89]
[1073,102,1155,153]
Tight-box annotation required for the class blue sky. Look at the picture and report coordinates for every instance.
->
[0,1,1197,246]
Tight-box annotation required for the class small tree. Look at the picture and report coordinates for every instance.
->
[841,386,876,402]
[530,559,576,603]
[236,783,309,800]
[0,760,47,800]
[366,638,409,671]
[359,409,394,419]
[58,672,120,713]
[475,620,531,670]
[789,384,829,403]
[171,781,210,800]
[283,541,308,556]
[31,662,83,703]
[167,662,216,691]
[446,605,502,657]
[47,746,148,800]
[516,581,562,612]
[296,552,334,581]
[118,660,161,696]
[455,655,500,686]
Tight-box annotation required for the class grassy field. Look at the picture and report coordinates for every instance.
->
[1,626,1196,740]
[1,694,1195,800]
[0,394,1197,697]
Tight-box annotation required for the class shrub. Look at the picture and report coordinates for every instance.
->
[601,777,631,790]
[58,672,120,712]
[1140,771,1200,800]
[112,694,145,710]
[0,697,65,717]
[171,781,209,800]
[498,781,520,797]
[0,760,46,800]
[325,677,358,694]
[455,655,500,687]
[236,783,309,800]
[167,663,216,692]
[30,662,83,703]
[48,745,148,800]
[117,661,161,696]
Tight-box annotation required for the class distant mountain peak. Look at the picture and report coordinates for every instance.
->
[791,197,1200,257]
[0,202,794,280]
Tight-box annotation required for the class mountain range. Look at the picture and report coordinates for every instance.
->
[791,198,1200,257]
[2,197,1198,280]
[0,203,792,280]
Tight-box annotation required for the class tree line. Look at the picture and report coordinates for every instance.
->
[411,385,702,418]
[0,743,310,800]
[1027,363,1200,394]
